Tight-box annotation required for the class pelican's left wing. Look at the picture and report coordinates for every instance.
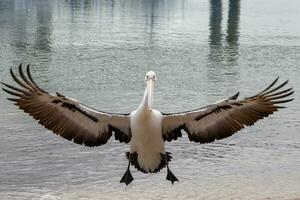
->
[1,64,131,147]
[162,78,293,143]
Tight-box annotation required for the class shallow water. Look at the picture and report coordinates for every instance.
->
[0,0,300,199]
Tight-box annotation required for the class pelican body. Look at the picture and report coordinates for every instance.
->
[2,64,294,185]
[125,72,175,184]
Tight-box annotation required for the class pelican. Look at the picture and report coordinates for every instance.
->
[1,64,294,185]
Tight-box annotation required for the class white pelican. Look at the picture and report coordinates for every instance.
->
[1,64,294,185]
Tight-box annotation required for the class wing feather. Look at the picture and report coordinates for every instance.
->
[162,78,293,143]
[2,64,131,147]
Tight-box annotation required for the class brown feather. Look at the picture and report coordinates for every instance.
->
[162,77,294,143]
[10,66,32,90]
[2,63,131,147]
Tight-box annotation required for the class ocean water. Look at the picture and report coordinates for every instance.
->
[0,0,299,199]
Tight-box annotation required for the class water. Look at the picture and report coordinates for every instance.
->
[0,0,299,199]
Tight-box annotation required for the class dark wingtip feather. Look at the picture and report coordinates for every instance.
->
[246,77,280,99]
[18,63,23,71]
[18,63,24,79]
[1,81,29,94]
[18,63,26,83]
[261,76,280,93]
[229,92,239,100]
[26,64,31,77]
[273,98,294,104]
[26,64,48,93]
[268,91,294,101]
[265,87,293,98]
[276,106,287,109]
[10,67,14,77]
[262,79,289,96]
[2,87,22,97]
[56,92,65,97]
[18,63,36,89]
[9,65,31,90]
[7,98,19,102]
[26,64,33,83]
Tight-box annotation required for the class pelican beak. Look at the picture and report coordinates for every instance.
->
[147,78,154,111]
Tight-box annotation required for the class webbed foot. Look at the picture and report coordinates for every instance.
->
[120,167,134,185]
[166,167,179,185]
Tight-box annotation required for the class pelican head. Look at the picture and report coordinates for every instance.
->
[145,71,156,111]
[145,71,157,81]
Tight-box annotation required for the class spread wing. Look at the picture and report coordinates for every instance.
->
[1,64,131,147]
[162,77,294,143]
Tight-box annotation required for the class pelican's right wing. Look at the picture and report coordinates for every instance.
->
[162,78,293,143]
[1,64,131,147]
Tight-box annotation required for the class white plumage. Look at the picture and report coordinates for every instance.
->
[130,109,164,172]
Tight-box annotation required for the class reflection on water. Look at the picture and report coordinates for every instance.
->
[208,0,240,66]
[0,0,300,199]
[226,0,240,48]
[34,1,53,52]
[209,0,222,46]
[207,0,240,90]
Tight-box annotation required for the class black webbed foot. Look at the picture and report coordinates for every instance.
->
[166,167,179,185]
[121,154,134,185]
[165,152,179,184]
[120,167,134,185]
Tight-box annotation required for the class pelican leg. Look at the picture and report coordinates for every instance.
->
[120,153,134,185]
[165,154,179,184]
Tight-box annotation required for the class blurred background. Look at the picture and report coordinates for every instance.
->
[0,0,299,199]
